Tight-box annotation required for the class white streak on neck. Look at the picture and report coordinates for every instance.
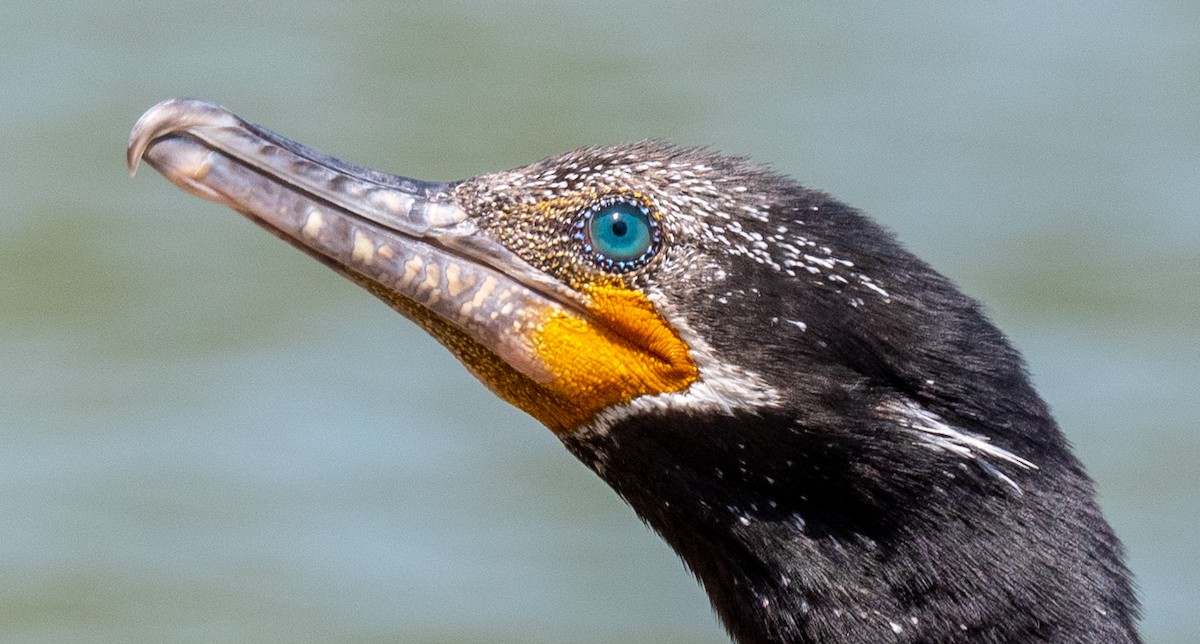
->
[880,398,1036,493]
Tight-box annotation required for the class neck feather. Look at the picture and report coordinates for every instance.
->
[564,406,1139,644]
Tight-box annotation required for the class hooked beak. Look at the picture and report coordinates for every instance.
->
[128,98,576,385]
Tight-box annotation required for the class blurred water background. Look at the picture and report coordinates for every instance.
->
[2,2,1196,642]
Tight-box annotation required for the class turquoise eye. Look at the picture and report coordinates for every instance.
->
[576,197,660,272]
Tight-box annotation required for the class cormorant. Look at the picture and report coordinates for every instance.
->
[128,99,1139,643]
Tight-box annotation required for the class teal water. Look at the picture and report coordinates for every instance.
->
[2,2,1196,641]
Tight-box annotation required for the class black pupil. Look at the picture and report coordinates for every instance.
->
[610,219,629,237]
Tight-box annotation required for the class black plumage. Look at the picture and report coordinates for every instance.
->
[518,153,1141,642]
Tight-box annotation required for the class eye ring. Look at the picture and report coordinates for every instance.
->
[572,195,662,273]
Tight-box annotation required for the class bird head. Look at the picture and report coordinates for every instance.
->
[129,99,1138,643]
[127,101,806,434]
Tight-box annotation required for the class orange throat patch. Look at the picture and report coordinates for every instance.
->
[528,285,699,433]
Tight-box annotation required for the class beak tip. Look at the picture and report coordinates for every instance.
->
[127,97,236,180]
